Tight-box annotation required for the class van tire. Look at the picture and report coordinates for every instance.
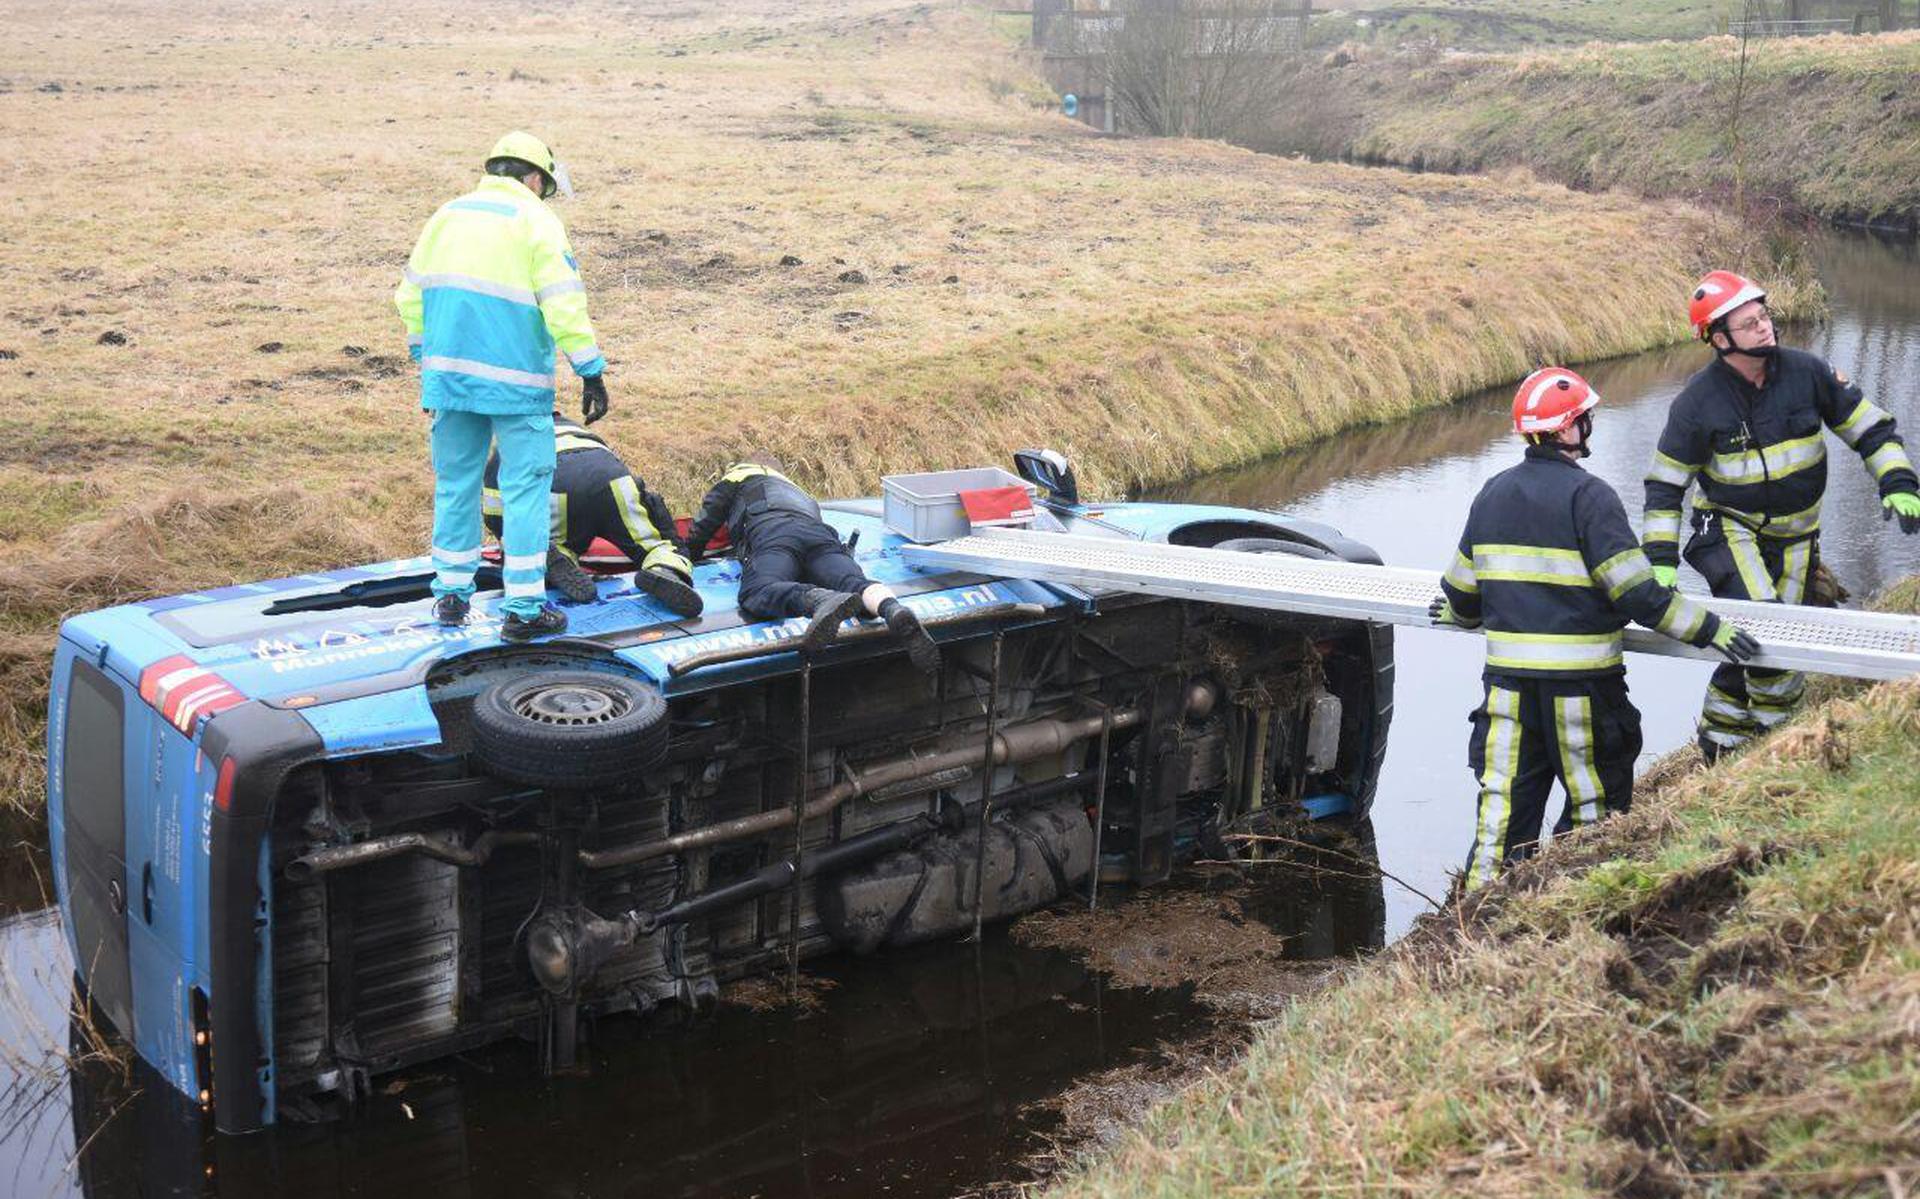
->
[470,671,668,789]
[1210,536,1338,561]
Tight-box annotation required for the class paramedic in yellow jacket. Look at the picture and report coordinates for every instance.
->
[395,132,607,641]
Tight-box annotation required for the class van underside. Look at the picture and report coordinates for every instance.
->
[260,596,1388,1119]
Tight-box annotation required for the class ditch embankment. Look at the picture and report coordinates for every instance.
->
[1044,578,1920,1197]
[1248,32,1920,233]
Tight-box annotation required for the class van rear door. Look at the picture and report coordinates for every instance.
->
[54,650,135,1037]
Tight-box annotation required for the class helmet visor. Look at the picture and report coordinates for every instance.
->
[550,160,574,201]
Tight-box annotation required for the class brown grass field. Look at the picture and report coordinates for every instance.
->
[0,0,1781,825]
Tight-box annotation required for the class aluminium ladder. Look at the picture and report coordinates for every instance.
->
[901,528,1920,681]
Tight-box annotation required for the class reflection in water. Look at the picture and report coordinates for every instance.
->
[1157,230,1920,941]
[8,835,1386,1198]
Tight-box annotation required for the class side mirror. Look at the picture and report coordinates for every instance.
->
[1012,448,1078,506]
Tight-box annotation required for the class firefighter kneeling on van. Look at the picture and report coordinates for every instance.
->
[684,459,940,671]
[1432,368,1761,891]
[483,415,702,617]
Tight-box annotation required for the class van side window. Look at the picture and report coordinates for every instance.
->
[64,660,126,855]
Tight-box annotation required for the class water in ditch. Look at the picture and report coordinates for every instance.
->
[2,232,1915,1198]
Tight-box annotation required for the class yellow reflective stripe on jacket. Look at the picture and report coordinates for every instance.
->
[1652,592,1710,642]
[1484,630,1623,673]
[1643,508,1683,546]
[1865,441,1915,482]
[721,462,795,485]
[1692,495,1823,539]
[1443,549,1478,594]
[1703,432,1825,486]
[1646,450,1698,489]
[1472,544,1590,586]
[1832,399,1894,448]
[1591,547,1653,601]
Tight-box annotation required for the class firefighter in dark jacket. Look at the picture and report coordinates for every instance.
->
[1644,271,1920,760]
[1433,368,1760,891]
[484,415,703,618]
[683,459,939,671]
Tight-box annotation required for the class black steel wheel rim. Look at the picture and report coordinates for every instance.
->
[513,682,631,726]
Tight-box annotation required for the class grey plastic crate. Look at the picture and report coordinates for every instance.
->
[881,467,1038,543]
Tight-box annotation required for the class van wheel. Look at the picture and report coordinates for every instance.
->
[470,671,668,789]
[1210,536,1337,561]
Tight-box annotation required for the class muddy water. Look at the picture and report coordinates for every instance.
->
[1158,230,1920,939]
[4,234,1915,1198]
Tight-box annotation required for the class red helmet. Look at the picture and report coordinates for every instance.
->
[1512,367,1599,436]
[1688,270,1767,341]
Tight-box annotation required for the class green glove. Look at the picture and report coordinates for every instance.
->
[1652,565,1678,589]
[1883,491,1920,535]
[1708,621,1760,665]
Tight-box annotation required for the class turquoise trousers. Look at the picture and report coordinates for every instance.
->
[430,410,556,618]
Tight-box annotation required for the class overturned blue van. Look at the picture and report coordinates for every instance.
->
[48,456,1391,1134]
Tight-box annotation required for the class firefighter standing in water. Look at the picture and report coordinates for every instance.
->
[1643,271,1920,760]
[683,459,940,671]
[483,415,703,617]
[1434,368,1760,891]
[396,131,608,641]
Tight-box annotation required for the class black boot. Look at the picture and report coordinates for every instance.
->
[545,548,599,604]
[632,564,704,618]
[502,603,568,642]
[795,587,862,654]
[433,592,471,627]
[878,598,940,675]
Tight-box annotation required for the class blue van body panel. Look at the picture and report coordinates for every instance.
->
[48,496,1377,1132]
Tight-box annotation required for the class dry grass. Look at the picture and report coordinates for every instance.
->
[1254,31,1920,227]
[0,0,1767,821]
[1043,645,1920,1196]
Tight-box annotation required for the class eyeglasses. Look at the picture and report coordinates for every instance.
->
[1725,308,1774,336]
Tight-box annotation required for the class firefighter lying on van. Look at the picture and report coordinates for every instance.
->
[683,458,940,671]
[484,415,703,618]
[1431,367,1760,891]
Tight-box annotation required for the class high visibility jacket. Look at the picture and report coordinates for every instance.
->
[684,463,820,558]
[1441,445,1728,678]
[1641,349,1916,566]
[394,176,604,415]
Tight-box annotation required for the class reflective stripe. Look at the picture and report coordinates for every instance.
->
[1701,683,1752,732]
[1643,509,1682,545]
[1832,399,1893,448]
[1592,548,1653,600]
[1553,695,1603,829]
[1777,539,1814,606]
[1443,549,1478,594]
[1646,451,1697,488]
[1748,670,1805,725]
[1725,525,1776,601]
[1653,593,1710,643]
[550,493,569,543]
[482,489,504,518]
[1865,441,1915,482]
[447,199,519,217]
[1467,686,1522,890]
[721,462,794,485]
[555,431,604,455]
[642,541,693,576]
[537,279,587,302]
[611,476,667,547]
[432,544,481,564]
[1696,497,1822,539]
[422,355,555,390]
[1473,544,1590,585]
[503,552,546,572]
[1704,433,1824,486]
[504,578,547,599]
[406,268,538,308]
[1484,631,1623,673]
[566,345,602,367]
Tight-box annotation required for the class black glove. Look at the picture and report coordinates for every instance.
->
[581,374,610,425]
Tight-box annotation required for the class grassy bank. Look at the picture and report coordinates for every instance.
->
[1253,32,1920,229]
[1047,581,1920,1197]
[1310,0,1888,47]
[0,0,1783,822]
